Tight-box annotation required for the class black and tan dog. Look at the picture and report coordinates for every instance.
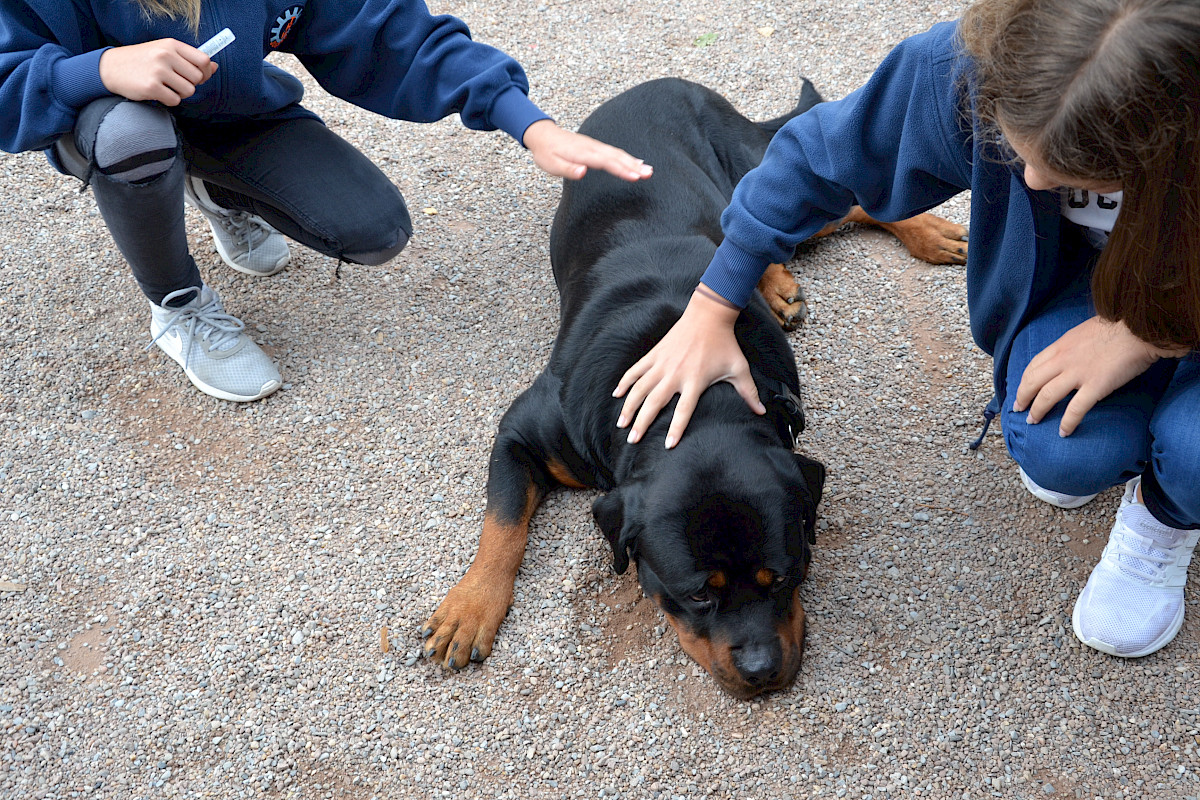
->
[421,78,967,698]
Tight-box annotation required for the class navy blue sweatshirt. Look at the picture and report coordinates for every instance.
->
[700,21,1090,413]
[0,0,550,155]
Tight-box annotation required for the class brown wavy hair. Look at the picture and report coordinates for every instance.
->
[960,0,1200,349]
[131,0,201,32]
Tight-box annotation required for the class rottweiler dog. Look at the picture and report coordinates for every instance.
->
[421,78,968,698]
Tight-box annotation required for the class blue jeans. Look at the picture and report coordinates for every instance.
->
[1001,270,1200,529]
[57,98,411,306]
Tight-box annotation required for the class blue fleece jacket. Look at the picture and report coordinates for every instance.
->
[701,21,1090,412]
[0,0,550,157]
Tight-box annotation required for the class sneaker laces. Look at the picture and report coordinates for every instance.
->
[1110,513,1187,583]
[215,209,271,253]
[147,287,246,367]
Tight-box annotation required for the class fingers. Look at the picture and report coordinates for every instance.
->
[570,137,653,182]
[627,375,681,444]
[1059,390,1102,437]
[732,371,768,417]
[525,121,653,182]
[664,391,700,450]
[1024,374,1076,425]
[99,40,213,105]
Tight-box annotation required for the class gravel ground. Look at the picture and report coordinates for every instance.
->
[2,1,1199,798]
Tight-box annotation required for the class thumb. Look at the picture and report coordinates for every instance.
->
[729,368,766,415]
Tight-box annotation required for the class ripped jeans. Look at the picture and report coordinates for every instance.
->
[56,97,412,306]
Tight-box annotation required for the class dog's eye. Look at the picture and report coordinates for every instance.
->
[689,592,714,609]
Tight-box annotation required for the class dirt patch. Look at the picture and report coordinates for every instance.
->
[597,572,659,666]
[891,261,965,393]
[59,626,111,680]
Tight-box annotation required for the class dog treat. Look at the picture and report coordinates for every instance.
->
[380,625,390,653]
[198,28,235,58]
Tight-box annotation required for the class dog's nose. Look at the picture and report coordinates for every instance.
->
[731,640,782,686]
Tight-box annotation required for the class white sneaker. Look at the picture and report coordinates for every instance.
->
[1018,465,1098,509]
[148,286,282,402]
[184,175,290,276]
[1072,477,1199,657]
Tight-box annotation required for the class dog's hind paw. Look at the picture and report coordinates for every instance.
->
[887,212,968,265]
[756,262,807,331]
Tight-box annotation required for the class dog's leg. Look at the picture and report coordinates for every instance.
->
[421,445,546,670]
[756,263,808,331]
[815,206,968,265]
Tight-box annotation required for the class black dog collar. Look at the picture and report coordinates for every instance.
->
[764,379,806,449]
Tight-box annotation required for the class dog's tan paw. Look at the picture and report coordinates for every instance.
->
[756,262,808,330]
[891,213,968,265]
[420,575,512,670]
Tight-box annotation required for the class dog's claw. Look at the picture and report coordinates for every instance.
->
[419,626,432,639]
[471,647,482,662]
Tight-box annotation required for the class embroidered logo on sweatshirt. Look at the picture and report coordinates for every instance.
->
[269,6,303,48]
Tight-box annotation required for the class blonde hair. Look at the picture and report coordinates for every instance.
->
[131,0,202,32]
[960,0,1200,349]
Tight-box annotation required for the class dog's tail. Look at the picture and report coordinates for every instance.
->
[757,78,824,138]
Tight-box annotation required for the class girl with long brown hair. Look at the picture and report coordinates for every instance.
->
[614,0,1200,657]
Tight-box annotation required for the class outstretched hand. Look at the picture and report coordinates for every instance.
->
[1014,316,1186,436]
[523,119,653,182]
[613,287,766,449]
[99,39,216,106]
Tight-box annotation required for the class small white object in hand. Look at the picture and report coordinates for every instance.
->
[199,28,235,58]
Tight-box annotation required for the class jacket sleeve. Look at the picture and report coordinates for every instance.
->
[0,2,112,154]
[288,0,550,144]
[701,21,974,308]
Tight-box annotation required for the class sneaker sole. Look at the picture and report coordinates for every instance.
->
[1071,597,1185,658]
[1018,466,1098,509]
[208,219,290,277]
[152,337,282,403]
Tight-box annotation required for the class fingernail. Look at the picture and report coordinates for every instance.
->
[617,415,627,427]
[1059,428,1068,438]
[664,436,676,449]
[1026,414,1037,425]
[627,430,639,444]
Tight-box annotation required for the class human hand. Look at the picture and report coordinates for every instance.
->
[522,119,653,182]
[98,39,216,106]
[1014,316,1186,436]
[613,286,766,448]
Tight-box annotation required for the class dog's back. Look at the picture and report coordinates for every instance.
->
[550,78,821,306]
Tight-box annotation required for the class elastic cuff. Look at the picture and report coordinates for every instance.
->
[695,283,740,310]
[488,87,552,146]
[699,239,771,309]
[51,49,113,109]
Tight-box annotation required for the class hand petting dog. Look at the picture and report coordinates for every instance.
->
[523,118,653,182]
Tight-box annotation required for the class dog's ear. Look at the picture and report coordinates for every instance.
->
[592,487,641,575]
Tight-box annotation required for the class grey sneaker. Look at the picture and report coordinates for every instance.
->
[184,175,290,276]
[148,286,282,402]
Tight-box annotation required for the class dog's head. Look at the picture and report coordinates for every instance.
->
[593,434,825,699]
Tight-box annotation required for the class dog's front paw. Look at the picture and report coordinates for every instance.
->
[756,262,807,331]
[420,573,513,670]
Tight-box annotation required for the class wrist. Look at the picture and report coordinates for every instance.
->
[521,118,557,150]
[688,285,742,324]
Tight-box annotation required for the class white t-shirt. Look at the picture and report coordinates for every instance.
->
[1061,189,1122,249]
